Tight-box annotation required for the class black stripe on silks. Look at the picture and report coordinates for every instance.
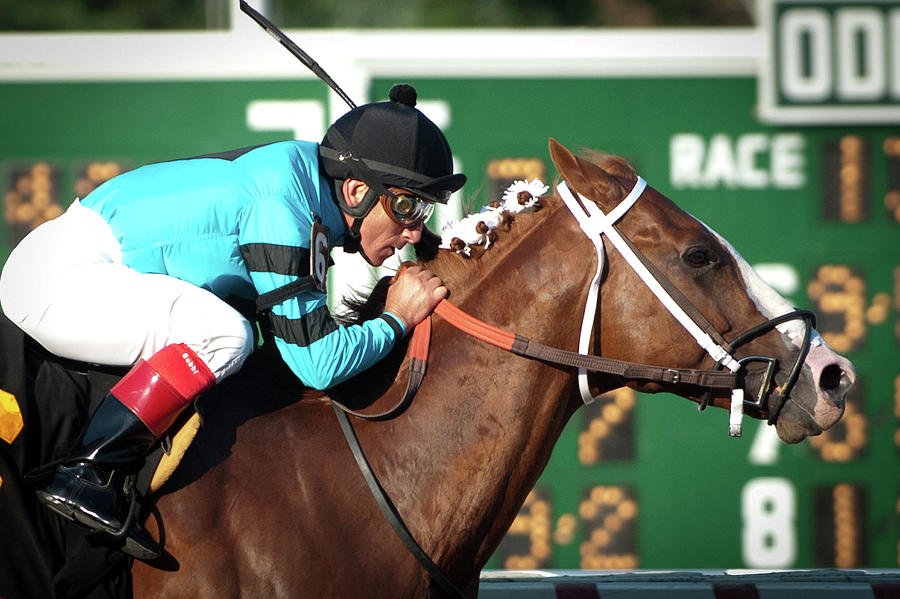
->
[269,305,338,347]
[554,583,601,599]
[240,243,311,276]
[255,278,317,312]
[713,583,760,599]
[145,144,268,168]
[378,314,405,339]
[178,144,267,162]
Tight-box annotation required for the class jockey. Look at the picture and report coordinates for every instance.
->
[0,84,464,561]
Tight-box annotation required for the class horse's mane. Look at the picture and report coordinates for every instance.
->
[425,194,560,284]
[337,277,393,325]
[579,150,637,180]
[339,148,634,325]
[336,199,559,326]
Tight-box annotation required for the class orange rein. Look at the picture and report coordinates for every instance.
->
[412,299,738,396]
[432,299,515,351]
[337,297,737,423]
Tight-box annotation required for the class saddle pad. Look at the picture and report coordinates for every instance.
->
[148,412,202,494]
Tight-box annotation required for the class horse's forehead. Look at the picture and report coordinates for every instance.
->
[641,187,708,236]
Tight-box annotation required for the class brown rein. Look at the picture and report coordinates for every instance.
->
[332,298,738,422]
[433,300,738,391]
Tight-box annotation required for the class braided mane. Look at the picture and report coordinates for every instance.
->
[336,195,559,326]
[426,194,559,284]
[337,150,634,326]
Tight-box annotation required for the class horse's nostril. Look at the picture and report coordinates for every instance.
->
[819,363,843,391]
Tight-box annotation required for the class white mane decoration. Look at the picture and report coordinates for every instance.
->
[501,178,548,213]
[440,178,547,256]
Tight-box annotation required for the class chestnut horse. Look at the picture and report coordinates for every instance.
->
[10,139,854,598]
[124,139,856,597]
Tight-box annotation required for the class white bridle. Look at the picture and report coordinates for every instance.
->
[556,178,746,436]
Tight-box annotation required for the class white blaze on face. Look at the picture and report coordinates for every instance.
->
[703,222,854,436]
[703,224,823,351]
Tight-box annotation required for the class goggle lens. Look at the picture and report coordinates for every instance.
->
[383,192,434,227]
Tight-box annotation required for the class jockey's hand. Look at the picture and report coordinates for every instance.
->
[384,263,447,331]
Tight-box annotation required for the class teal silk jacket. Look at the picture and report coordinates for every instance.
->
[81,140,404,389]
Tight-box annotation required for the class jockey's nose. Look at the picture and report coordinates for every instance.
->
[402,223,423,244]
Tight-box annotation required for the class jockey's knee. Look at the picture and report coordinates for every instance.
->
[168,290,254,383]
[216,315,255,379]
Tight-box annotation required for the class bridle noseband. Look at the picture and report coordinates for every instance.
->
[704,309,817,425]
[556,177,816,435]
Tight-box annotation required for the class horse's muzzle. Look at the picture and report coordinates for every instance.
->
[728,309,817,425]
[700,309,817,425]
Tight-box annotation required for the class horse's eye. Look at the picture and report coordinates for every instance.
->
[682,246,718,269]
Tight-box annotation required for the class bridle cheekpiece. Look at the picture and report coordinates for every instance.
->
[556,177,815,436]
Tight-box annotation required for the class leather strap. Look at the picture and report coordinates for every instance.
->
[333,315,431,421]
[332,403,467,599]
[330,298,734,599]
[335,294,736,425]
[510,336,737,389]
[433,300,737,390]
[255,276,317,312]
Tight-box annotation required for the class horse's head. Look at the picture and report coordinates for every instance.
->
[548,138,854,443]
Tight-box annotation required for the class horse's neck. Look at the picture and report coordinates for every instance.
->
[403,205,591,571]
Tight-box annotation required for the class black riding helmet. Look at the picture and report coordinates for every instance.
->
[319,84,466,242]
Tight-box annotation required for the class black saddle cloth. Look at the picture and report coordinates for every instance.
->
[0,305,302,599]
[0,287,395,599]
[0,312,133,599]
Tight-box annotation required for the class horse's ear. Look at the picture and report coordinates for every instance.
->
[548,138,575,173]
[548,138,620,207]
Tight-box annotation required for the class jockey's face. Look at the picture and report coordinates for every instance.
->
[342,179,423,266]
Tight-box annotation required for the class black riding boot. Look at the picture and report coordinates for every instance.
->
[33,394,162,561]
[31,342,216,562]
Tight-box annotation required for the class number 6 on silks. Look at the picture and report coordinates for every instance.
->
[310,217,330,293]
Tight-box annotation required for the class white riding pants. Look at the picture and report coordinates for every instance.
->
[0,200,253,381]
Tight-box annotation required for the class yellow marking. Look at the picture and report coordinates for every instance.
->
[0,389,23,445]
[0,388,25,490]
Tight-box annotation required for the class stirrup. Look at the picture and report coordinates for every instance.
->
[108,476,139,539]
[102,475,161,561]
[68,473,161,562]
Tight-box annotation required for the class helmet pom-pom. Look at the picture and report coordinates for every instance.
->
[389,83,417,108]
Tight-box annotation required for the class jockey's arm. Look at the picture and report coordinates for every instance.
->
[261,279,406,390]
[240,202,412,389]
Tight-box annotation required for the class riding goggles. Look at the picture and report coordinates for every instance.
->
[380,190,435,227]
